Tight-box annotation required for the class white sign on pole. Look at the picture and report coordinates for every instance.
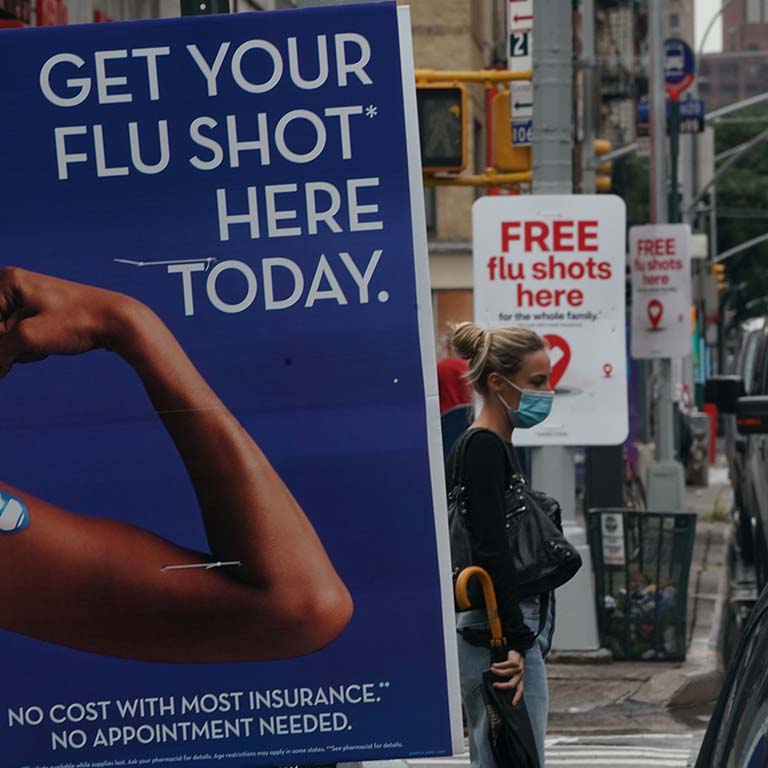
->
[473,195,629,446]
[508,0,533,146]
[630,224,692,359]
[600,512,626,566]
[511,81,533,119]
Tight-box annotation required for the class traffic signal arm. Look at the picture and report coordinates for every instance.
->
[424,170,533,186]
[415,69,532,85]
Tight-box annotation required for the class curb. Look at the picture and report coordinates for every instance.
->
[547,647,613,665]
[665,524,730,710]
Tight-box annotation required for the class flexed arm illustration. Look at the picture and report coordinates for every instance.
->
[0,267,353,663]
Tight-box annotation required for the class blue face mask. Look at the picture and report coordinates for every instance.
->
[498,377,554,429]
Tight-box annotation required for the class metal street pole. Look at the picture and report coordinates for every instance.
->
[580,0,596,195]
[531,0,599,650]
[580,0,623,514]
[649,1,667,226]
[669,99,681,224]
[646,0,686,510]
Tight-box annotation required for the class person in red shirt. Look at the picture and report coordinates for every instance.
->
[437,354,472,413]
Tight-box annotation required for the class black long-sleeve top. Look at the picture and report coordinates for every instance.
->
[447,429,535,654]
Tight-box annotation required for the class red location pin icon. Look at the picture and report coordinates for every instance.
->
[603,363,613,378]
[543,334,571,389]
[648,299,663,329]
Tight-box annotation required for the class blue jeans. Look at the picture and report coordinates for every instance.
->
[457,594,555,767]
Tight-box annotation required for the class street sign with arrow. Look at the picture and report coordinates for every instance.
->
[508,0,533,146]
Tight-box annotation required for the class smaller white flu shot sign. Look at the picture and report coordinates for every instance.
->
[630,224,692,359]
[473,195,628,446]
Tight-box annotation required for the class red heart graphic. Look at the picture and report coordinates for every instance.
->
[543,334,571,389]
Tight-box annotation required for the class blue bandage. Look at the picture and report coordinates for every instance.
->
[0,491,29,533]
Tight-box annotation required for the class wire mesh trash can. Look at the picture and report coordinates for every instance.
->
[587,509,697,661]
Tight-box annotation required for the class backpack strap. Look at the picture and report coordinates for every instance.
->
[450,427,516,491]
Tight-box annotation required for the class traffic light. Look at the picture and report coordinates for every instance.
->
[594,139,612,192]
[711,262,727,291]
[417,84,467,173]
[491,87,531,173]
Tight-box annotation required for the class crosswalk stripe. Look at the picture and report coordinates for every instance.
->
[407,732,702,767]
[548,751,689,758]
[546,761,686,767]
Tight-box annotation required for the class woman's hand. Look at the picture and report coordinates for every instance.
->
[491,649,526,706]
[0,266,135,378]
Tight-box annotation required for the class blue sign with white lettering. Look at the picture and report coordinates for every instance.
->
[636,95,705,134]
[512,118,533,146]
[0,4,459,767]
[664,37,694,86]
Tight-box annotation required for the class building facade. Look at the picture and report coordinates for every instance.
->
[699,50,768,108]
[400,0,505,357]
[723,0,768,52]
[700,0,768,109]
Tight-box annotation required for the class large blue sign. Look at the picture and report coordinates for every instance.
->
[0,4,459,767]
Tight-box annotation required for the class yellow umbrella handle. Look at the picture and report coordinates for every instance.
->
[455,566,506,647]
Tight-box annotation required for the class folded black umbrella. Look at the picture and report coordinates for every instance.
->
[456,566,541,768]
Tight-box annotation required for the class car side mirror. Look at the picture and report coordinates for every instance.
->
[736,397,768,435]
[705,375,745,415]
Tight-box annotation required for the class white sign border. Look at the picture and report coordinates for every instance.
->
[398,6,464,755]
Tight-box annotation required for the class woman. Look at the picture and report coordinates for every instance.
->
[0,266,353,663]
[446,321,555,767]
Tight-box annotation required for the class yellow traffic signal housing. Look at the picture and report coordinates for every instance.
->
[491,88,531,173]
[711,262,727,290]
[594,139,611,155]
[594,138,612,192]
[417,84,467,173]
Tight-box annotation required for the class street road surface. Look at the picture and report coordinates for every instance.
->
[404,731,705,767]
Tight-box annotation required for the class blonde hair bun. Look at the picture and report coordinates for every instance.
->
[448,323,546,396]
[450,322,486,362]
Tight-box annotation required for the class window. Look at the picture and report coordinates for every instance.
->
[471,2,484,47]
[669,12,679,31]
[434,290,473,360]
[699,61,710,77]
[743,333,761,396]
[745,0,768,20]
[720,61,739,78]
[424,186,437,236]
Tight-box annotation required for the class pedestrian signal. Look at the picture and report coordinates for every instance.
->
[491,88,531,173]
[417,84,467,172]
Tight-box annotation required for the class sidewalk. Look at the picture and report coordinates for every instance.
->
[547,458,732,734]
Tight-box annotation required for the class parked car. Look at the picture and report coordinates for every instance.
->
[694,581,768,766]
[707,317,768,588]
[720,318,765,562]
